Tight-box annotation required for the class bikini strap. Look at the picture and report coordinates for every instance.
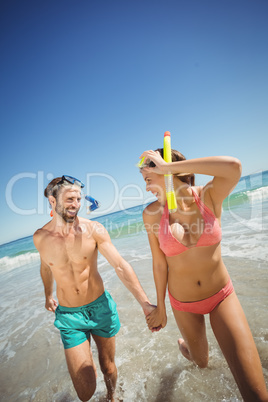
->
[160,202,169,225]
[191,188,214,217]
[191,188,202,208]
[159,202,169,242]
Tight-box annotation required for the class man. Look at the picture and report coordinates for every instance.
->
[33,175,156,401]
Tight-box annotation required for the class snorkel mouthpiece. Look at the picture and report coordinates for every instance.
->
[85,195,100,213]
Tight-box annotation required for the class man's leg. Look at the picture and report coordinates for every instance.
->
[64,338,97,401]
[92,334,117,401]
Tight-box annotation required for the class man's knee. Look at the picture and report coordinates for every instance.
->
[76,384,96,402]
[100,360,116,376]
[73,366,97,401]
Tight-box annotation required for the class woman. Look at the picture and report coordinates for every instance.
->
[140,148,268,402]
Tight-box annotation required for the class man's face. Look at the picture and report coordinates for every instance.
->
[55,186,82,223]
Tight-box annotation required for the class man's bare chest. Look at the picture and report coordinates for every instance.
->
[44,235,96,267]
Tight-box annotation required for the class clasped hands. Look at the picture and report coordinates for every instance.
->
[145,305,167,333]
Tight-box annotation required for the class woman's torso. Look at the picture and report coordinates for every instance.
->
[148,186,229,302]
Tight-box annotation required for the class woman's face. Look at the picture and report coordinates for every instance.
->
[141,169,166,204]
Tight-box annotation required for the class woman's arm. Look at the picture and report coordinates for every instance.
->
[143,207,168,330]
[141,151,242,207]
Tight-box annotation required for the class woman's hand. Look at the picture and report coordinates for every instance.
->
[143,303,162,332]
[139,150,168,175]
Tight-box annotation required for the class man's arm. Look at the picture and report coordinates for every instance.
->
[33,230,58,313]
[93,222,155,316]
[40,259,58,312]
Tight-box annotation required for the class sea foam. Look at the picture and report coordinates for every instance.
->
[0,252,40,271]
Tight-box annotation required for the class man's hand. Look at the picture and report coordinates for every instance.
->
[142,301,157,316]
[45,298,58,312]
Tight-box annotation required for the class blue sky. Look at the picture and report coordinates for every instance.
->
[1,0,268,245]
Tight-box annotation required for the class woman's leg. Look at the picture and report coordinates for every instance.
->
[210,292,268,402]
[172,308,209,368]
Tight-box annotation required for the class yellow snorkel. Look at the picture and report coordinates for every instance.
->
[163,131,177,213]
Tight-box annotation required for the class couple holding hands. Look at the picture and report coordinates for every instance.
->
[34,138,267,401]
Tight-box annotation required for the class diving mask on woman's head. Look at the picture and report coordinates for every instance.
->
[136,157,152,169]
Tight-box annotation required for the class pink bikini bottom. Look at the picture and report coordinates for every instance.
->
[168,278,234,315]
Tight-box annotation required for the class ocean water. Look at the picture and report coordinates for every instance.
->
[0,171,268,401]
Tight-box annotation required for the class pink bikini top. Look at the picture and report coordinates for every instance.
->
[159,189,222,257]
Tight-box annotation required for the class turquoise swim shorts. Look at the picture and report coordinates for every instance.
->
[54,290,121,349]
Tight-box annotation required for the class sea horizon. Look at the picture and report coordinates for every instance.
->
[1,169,267,248]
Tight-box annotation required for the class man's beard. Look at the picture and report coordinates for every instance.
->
[55,205,78,223]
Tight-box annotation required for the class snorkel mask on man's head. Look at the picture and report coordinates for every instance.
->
[49,175,100,215]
